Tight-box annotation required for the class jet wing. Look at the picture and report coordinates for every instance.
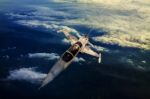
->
[58,29,78,45]
[81,46,101,63]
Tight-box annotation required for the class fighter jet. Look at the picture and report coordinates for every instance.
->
[39,29,101,89]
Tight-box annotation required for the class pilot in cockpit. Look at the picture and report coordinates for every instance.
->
[72,44,79,51]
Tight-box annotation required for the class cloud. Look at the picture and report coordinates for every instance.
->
[93,33,150,50]
[28,53,60,60]
[62,38,70,44]
[2,55,10,59]
[53,0,150,5]
[7,67,46,84]
[16,20,81,37]
[74,57,85,62]
[6,0,150,50]
[53,0,150,50]
[0,0,54,6]
[6,13,29,19]
[15,19,83,45]
[6,4,69,21]
[53,0,123,4]
[28,52,85,62]
[30,5,68,17]
[118,56,149,71]
[6,56,85,84]
[2,0,149,73]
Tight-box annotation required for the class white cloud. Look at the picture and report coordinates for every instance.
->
[74,57,85,62]
[62,38,70,44]
[2,55,10,59]
[7,0,150,50]
[6,56,85,84]
[16,20,81,37]
[53,0,123,4]
[6,4,69,21]
[7,67,46,84]
[3,0,149,73]
[120,57,135,66]
[28,53,60,60]
[28,52,85,62]
[141,60,146,64]
[93,33,150,50]
[118,56,149,71]
[16,20,55,29]
[15,20,82,45]
[30,5,68,17]
[53,0,150,50]
[53,0,150,5]
[6,13,28,19]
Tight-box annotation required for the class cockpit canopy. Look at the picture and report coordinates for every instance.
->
[62,41,82,63]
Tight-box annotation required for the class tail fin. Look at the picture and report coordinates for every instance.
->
[98,53,101,63]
